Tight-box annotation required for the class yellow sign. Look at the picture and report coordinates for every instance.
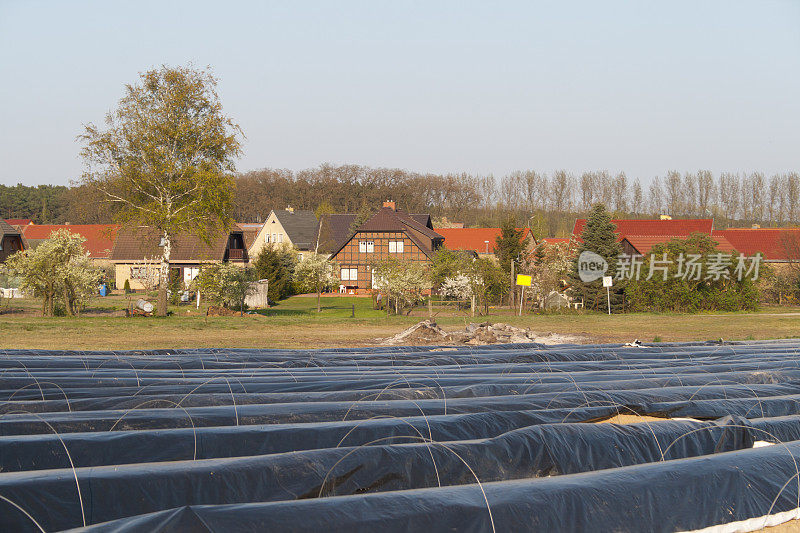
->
[516,274,532,287]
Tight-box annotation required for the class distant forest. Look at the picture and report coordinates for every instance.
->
[2,165,799,238]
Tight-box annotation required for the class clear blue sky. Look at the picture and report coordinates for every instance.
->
[1,0,798,186]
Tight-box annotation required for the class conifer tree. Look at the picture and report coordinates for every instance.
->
[251,245,297,301]
[494,218,529,273]
[570,203,624,310]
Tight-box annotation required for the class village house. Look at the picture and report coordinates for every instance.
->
[0,220,25,262]
[570,218,800,262]
[110,226,248,290]
[329,201,443,293]
[248,208,319,260]
[571,218,721,256]
[18,224,120,263]
[711,228,800,264]
[435,227,533,258]
[17,223,120,282]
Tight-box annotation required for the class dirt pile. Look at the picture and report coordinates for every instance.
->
[381,320,585,346]
[380,320,451,345]
[206,305,239,317]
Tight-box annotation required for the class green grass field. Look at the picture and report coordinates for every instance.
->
[1,293,799,350]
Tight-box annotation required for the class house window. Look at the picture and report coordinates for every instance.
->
[266,234,270,243]
[389,241,404,253]
[359,241,374,253]
[130,266,145,279]
[277,234,284,243]
[183,267,199,286]
[272,233,277,243]
[341,267,358,281]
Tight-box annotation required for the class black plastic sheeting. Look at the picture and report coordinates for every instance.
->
[1,340,800,531]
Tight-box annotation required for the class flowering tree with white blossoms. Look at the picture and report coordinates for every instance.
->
[293,253,340,312]
[4,229,102,316]
[441,273,484,299]
[527,239,577,309]
[373,258,429,314]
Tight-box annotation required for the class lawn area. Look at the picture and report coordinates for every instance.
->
[0,293,799,350]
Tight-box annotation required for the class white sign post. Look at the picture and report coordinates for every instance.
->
[602,276,613,315]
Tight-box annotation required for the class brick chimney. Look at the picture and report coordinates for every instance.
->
[383,200,396,211]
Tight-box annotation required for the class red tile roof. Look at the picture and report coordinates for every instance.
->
[437,227,532,254]
[20,224,119,258]
[712,229,800,261]
[541,237,572,246]
[622,234,737,256]
[572,218,714,238]
[6,219,32,226]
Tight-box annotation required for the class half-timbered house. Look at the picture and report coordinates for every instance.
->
[329,201,443,293]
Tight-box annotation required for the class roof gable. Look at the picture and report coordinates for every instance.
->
[0,220,22,239]
[330,207,441,258]
[409,214,433,229]
[357,208,442,239]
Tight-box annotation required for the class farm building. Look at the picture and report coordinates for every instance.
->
[329,201,443,293]
[110,226,248,290]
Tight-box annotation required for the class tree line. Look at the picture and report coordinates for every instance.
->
[3,166,800,236]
